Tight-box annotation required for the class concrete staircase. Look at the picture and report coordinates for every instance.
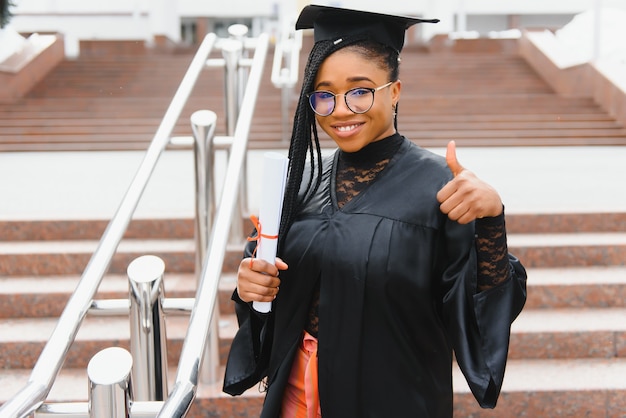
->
[1,214,625,416]
[1,40,626,151]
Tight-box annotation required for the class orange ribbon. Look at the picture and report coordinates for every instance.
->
[247,214,279,268]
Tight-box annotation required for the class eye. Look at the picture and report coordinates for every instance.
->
[315,91,334,100]
[349,88,371,98]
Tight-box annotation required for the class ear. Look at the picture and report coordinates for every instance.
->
[391,79,402,106]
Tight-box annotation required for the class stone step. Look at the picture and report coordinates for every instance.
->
[2,358,625,417]
[1,306,624,371]
[0,232,626,276]
[507,232,626,268]
[0,315,187,369]
[509,307,626,360]
[0,232,623,277]
[217,307,626,363]
[525,266,626,309]
[2,266,625,321]
[2,213,624,241]
[451,358,626,417]
[0,272,238,318]
[0,239,245,276]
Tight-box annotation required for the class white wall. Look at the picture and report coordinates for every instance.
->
[9,0,623,52]
[177,0,275,18]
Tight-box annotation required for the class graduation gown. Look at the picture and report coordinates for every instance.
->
[224,137,527,417]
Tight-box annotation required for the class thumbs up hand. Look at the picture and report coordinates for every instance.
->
[436,141,503,224]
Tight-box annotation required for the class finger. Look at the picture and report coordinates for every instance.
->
[242,257,280,276]
[446,140,464,177]
[436,180,455,204]
[238,281,280,302]
[275,257,289,271]
[237,268,281,301]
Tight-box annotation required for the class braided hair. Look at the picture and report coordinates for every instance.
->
[278,37,401,248]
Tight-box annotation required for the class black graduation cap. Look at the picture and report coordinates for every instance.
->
[295,4,439,53]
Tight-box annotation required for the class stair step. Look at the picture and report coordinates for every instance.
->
[0,239,246,276]
[0,273,198,318]
[0,315,191,369]
[526,266,626,309]
[3,305,622,371]
[2,359,625,417]
[217,308,626,362]
[0,219,188,241]
[508,232,626,267]
[452,358,626,417]
[1,214,623,242]
[0,272,237,319]
[509,307,626,359]
[2,264,625,319]
[1,232,624,277]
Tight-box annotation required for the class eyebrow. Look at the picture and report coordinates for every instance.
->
[315,76,376,90]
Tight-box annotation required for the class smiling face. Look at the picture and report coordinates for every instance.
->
[312,47,401,153]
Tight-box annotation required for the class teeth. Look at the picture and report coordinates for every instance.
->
[336,124,359,132]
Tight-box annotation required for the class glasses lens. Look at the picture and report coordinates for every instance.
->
[346,88,374,114]
[309,91,335,116]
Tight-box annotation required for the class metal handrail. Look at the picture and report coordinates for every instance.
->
[0,32,218,418]
[157,32,269,418]
[271,16,302,142]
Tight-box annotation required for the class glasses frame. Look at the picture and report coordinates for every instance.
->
[307,81,394,117]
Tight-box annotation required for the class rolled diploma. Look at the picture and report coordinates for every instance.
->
[253,152,289,313]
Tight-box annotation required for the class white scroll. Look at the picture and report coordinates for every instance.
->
[252,152,289,313]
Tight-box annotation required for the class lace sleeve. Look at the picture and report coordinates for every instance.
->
[475,211,510,292]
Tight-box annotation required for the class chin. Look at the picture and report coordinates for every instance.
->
[335,141,366,153]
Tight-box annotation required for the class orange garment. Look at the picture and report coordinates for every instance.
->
[280,331,321,418]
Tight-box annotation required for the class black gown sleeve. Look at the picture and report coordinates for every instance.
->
[440,214,527,408]
[223,233,274,396]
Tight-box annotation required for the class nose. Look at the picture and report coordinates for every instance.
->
[332,94,352,116]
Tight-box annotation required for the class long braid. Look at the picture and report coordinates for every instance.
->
[278,40,337,245]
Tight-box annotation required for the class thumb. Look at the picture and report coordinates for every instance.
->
[446,140,464,177]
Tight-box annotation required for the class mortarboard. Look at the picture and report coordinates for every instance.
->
[295,4,439,53]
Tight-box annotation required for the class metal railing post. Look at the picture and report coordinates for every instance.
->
[229,24,251,226]
[128,255,168,401]
[280,67,292,142]
[222,39,243,137]
[228,24,250,108]
[221,34,246,244]
[87,347,133,418]
[190,110,221,384]
[191,110,218,273]
[271,18,301,143]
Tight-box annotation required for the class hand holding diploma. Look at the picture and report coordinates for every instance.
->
[236,152,289,313]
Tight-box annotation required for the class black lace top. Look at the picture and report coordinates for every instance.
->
[304,134,510,338]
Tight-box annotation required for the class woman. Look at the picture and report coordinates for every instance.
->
[224,5,527,418]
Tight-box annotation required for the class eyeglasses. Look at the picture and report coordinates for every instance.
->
[307,81,394,116]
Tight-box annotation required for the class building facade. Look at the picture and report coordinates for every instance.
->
[6,0,623,56]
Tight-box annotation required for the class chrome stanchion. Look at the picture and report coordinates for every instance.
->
[228,23,249,108]
[87,347,133,418]
[228,24,251,225]
[128,255,168,401]
[221,36,247,243]
[222,39,243,137]
[191,110,218,274]
[190,110,221,384]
